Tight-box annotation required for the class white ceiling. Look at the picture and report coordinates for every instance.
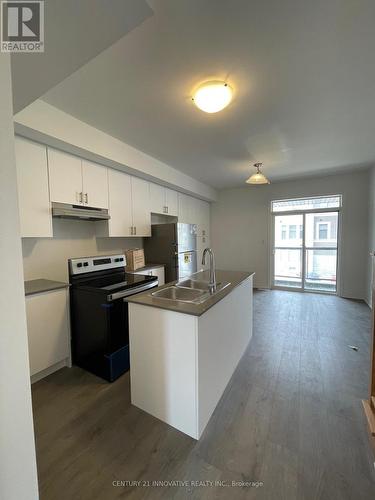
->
[41,0,375,188]
[11,0,153,112]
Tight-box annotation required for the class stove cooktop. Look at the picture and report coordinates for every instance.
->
[80,272,155,291]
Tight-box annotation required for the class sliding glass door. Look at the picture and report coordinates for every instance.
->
[272,196,340,294]
[304,212,338,292]
[274,214,303,289]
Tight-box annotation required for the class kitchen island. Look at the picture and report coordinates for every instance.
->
[125,270,254,439]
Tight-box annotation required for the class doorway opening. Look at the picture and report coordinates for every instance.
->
[271,195,341,294]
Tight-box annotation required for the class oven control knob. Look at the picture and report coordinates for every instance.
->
[77,263,82,268]
[83,262,89,267]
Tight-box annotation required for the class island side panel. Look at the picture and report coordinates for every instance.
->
[197,275,253,437]
[128,303,199,439]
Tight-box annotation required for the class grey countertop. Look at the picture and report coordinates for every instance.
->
[24,279,69,296]
[126,263,165,273]
[125,270,255,316]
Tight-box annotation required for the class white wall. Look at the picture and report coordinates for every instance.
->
[366,166,375,306]
[14,100,217,202]
[0,55,39,500]
[22,220,143,282]
[211,170,369,300]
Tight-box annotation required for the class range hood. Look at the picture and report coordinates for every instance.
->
[52,202,110,221]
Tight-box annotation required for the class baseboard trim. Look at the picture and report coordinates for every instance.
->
[31,358,70,384]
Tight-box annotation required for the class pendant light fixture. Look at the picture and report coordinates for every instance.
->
[246,162,270,185]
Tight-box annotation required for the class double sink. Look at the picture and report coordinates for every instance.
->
[151,278,231,304]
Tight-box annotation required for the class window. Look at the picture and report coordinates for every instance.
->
[281,225,287,240]
[317,222,328,240]
[271,195,342,213]
[289,225,297,239]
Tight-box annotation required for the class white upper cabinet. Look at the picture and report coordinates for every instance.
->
[178,193,193,223]
[150,183,178,217]
[15,137,53,238]
[48,149,108,208]
[16,140,208,241]
[81,160,109,209]
[178,193,200,224]
[196,199,210,237]
[150,183,165,214]
[131,177,151,236]
[165,188,178,216]
[103,169,133,237]
[48,148,83,205]
[178,194,210,236]
[97,171,150,237]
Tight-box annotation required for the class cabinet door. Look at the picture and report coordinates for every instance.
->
[107,169,133,237]
[165,188,178,216]
[149,183,166,214]
[131,177,151,236]
[151,267,165,286]
[25,289,70,376]
[201,201,210,237]
[82,160,108,209]
[15,137,52,237]
[196,199,210,237]
[48,148,83,205]
[178,193,192,223]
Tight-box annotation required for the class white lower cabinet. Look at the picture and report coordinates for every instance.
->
[129,276,254,439]
[25,288,71,381]
[130,266,165,286]
[153,267,165,285]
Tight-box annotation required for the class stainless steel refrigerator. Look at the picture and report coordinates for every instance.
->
[144,223,197,283]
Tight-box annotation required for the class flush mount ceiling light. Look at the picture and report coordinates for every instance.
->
[246,163,270,185]
[192,81,233,113]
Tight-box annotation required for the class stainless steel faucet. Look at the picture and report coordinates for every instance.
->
[202,248,217,292]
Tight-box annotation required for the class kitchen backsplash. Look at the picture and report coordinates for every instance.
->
[22,218,143,282]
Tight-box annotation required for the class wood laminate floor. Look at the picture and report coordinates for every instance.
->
[32,290,375,500]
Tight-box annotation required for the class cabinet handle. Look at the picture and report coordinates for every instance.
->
[84,193,88,205]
